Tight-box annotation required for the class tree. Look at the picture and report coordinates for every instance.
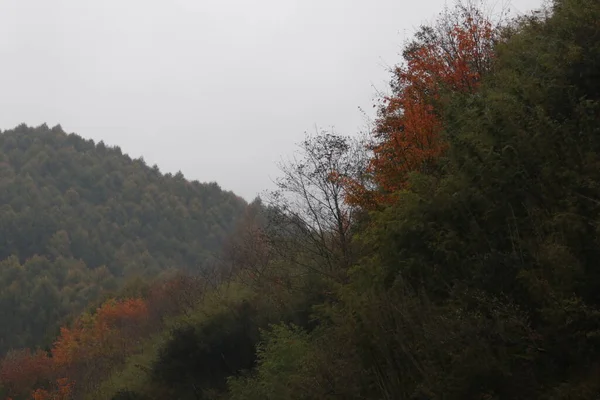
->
[48,297,150,397]
[346,1,500,208]
[0,349,52,399]
[266,131,367,282]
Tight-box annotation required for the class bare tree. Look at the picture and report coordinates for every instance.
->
[265,129,369,282]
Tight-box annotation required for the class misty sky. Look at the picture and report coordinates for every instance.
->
[0,0,542,200]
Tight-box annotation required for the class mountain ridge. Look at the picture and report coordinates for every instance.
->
[0,123,247,353]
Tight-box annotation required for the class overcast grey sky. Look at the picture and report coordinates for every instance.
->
[0,0,542,200]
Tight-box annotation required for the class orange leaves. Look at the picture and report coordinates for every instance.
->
[51,298,149,368]
[0,282,189,400]
[31,388,50,400]
[50,327,80,368]
[0,349,51,398]
[345,4,497,208]
[31,378,73,400]
[53,378,73,400]
[0,294,159,399]
[95,298,148,332]
[0,352,71,400]
[372,92,445,193]
[0,297,150,399]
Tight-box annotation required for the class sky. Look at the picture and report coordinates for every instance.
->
[0,0,543,201]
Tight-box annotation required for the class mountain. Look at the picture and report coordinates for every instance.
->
[0,123,247,353]
[3,0,600,398]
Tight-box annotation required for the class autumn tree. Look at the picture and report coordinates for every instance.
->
[31,378,73,400]
[0,349,52,399]
[347,1,500,207]
[49,298,149,398]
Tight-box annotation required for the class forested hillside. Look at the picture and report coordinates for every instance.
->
[0,124,246,353]
[2,0,600,398]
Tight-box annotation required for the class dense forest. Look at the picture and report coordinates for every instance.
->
[1,0,600,398]
[0,124,246,353]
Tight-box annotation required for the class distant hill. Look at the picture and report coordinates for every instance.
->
[0,123,247,353]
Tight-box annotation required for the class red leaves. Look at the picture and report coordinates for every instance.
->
[51,298,149,368]
[95,298,148,332]
[0,274,207,399]
[48,298,149,397]
[31,378,73,400]
[0,349,51,398]
[0,297,149,399]
[345,4,497,208]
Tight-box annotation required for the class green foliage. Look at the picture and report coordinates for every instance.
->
[0,255,116,352]
[0,124,246,354]
[4,0,600,399]
[228,324,314,400]
[152,300,260,398]
[336,0,600,397]
[228,0,600,398]
[86,282,255,400]
[228,321,367,400]
[86,332,166,400]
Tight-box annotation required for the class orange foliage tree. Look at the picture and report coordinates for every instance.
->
[0,349,52,399]
[0,276,197,400]
[52,298,148,368]
[31,379,73,400]
[27,298,149,399]
[346,2,499,208]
